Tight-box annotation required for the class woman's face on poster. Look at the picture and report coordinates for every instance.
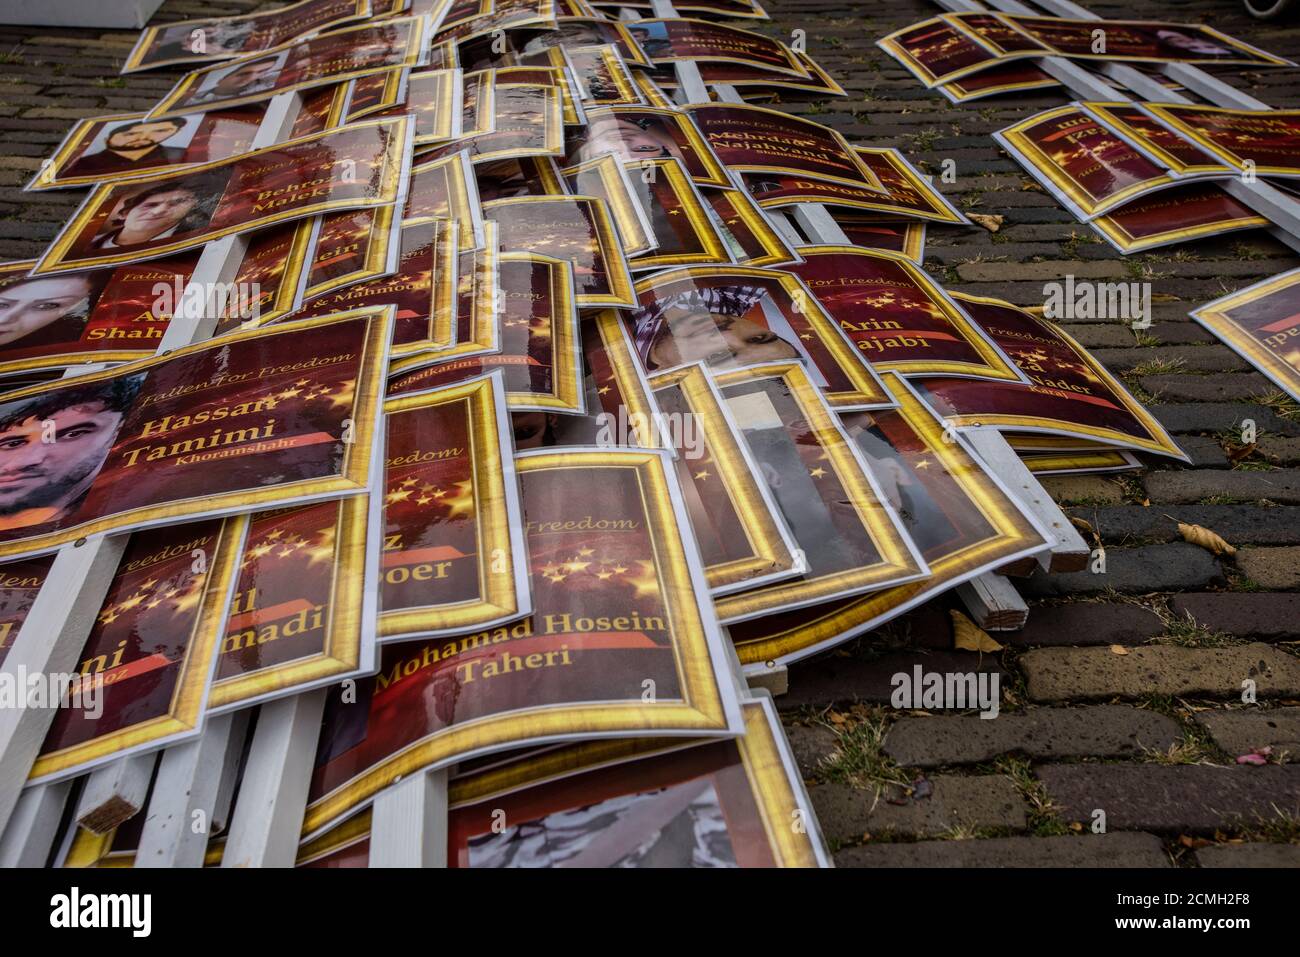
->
[0,275,95,346]
[648,304,798,369]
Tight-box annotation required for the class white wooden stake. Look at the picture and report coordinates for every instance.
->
[368,769,450,867]
[220,689,326,868]
[75,753,156,834]
[134,713,239,867]
[0,92,303,842]
[0,779,72,867]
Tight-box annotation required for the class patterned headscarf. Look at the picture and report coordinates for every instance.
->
[631,282,769,359]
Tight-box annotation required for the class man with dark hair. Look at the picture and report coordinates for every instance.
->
[0,375,143,532]
[91,178,221,250]
[69,118,189,179]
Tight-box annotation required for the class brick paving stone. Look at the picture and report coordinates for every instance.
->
[1195,843,1300,868]
[1019,543,1224,597]
[1150,404,1300,437]
[1038,474,1127,506]
[1007,601,1166,647]
[780,650,1005,711]
[1065,325,1150,349]
[1067,505,1300,547]
[1235,546,1300,589]
[1146,470,1300,505]
[1021,643,1300,702]
[1090,346,1249,374]
[835,832,1171,868]
[783,723,840,778]
[1036,764,1300,833]
[809,775,1026,841]
[1258,435,1300,464]
[1168,593,1300,642]
[881,706,1180,767]
[1140,373,1276,402]
[1172,435,1230,468]
[1194,707,1300,760]
[956,260,1128,282]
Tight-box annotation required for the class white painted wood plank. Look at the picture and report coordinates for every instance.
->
[76,753,156,834]
[135,713,239,867]
[220,689,326,868]
[368,769,450,868]
[0,780,72,867]
[957,575,1030,631]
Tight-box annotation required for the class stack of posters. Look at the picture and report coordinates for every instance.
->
[880,13,1292,99]
[993,102,1296,253]
[2,0,1201,870]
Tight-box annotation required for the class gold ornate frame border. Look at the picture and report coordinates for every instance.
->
[730,370,1046,665]
[633,263,891,408]
[29,517,245,782]
[121,0,372,73]
[648,364,799,594]
[0,261,163,375]
[377,372,528,640]
[302,447,736,837]
[585,105,731,188]
[793,244,1025,382]
[1140,103,1300,177]
[206,493,372,710]
[1191,268,1300,403]
[33,116,412,276]
[684,102,887,194]
[711,361,926,622]
[944,291,1188,459]
[1080,102,1235,178]
[996,106,1176,221]
[147,17,431,118]
[562,154,657,258]
[483,194,636,307]
[1090,192,1267,254]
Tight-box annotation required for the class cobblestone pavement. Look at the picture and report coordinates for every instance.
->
[1,0,1298,867]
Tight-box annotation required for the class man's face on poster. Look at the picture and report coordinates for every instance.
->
[215,59,279,94]
[0,275,95,347]
[106,120,183,153]
[118,187,200,243]
[0,401,123,517]
[649,304,798,369]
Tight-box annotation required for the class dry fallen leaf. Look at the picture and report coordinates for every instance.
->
[1110,644,1129,656]
[951,609,1003,652]
[1176,520,1237,556]
[1225,442,1257,464]
[828,711,846,726]
[969,213,1003,232]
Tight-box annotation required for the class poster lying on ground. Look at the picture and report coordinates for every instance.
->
[0,307,391,561]
[33,117,413,276]
[301,447,744,839]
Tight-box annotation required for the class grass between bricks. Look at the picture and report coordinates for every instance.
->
[1136,694,1229,767]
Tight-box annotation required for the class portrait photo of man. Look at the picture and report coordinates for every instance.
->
[90,175,226,250]
[0,374,143,533]
[64,117,195,181]
[187,51,287,105]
